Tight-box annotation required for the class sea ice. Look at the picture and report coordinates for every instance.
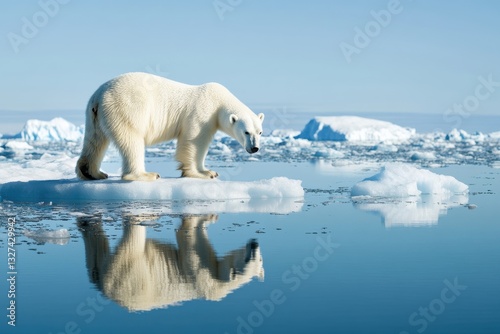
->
[351,164,469,226]
[295,116,415,142]
[1,176,303,202]
[9,117,84,141]
[2,141,34,150]
[351,164,468,198]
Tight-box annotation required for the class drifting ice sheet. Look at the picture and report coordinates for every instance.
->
[351,164,469,227]
[0,177,304,213]
[295,116,415,142]
[351,164,468,198]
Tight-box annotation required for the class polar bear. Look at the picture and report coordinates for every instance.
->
[76,72,264,181]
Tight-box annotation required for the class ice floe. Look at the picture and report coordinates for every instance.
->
[351,164,469,227]
[295,116,416,142]
[351,164,468,198]
[0,150,304,213]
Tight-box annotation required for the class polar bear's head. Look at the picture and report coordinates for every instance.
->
[229,112,265,154]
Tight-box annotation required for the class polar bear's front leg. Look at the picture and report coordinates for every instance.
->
[115,135,160,181]
[176,137,218,179]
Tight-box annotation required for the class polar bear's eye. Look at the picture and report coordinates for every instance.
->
[259,131,262,135]
[245,131,250,135]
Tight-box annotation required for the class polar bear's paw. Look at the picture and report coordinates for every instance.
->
[95,171,109,180]
[122,172,161,181]
[181,169,219,179]
[201,170,219,179]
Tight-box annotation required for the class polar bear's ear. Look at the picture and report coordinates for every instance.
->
[258,113,265,122]
[229,114,239,124]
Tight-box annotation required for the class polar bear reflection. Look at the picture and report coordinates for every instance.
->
[78,214,264,311]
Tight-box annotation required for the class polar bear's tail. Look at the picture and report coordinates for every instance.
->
[75,92,110,180]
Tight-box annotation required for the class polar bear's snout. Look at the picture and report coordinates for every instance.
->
[245,134,261,154]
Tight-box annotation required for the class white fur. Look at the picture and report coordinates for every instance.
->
[76,72,264,181]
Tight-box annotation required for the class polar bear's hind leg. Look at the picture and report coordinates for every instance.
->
[76,110,110,180]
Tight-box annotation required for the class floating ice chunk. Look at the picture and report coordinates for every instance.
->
[295,116,415,142]
[210,142,232,155]
[24,228,71,245]
[351,164,468,198]
[17,118,84,141]
[0,177,304,214]
[314,148,345,159]
[351,164,469,226]
[0,149,303,213]
[445,129,469,141]
[372,144,398,153]
[488,131,500,140]
[445,129,485,143]
[270,129,301,138]
[2,141,34,150]
[410,151,436,161]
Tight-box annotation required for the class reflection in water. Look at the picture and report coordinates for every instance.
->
[78,214,264,311]
[23,228,70,245]
[353,194,469,227]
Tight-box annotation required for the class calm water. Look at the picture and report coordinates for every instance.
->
[1,161,499,334]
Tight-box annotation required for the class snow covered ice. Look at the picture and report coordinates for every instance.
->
[351,164,469,227]
[295,116,415,142]
[0,177,304,214]
[351,164,469,198]
[2,117,84,141]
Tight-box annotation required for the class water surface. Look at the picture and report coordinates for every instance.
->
[1,162,499,334]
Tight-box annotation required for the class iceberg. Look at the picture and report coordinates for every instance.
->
[351,164,469,227]
[351,164,468,198]
[17,117,84,141]
[2,141,34,150]
[295,116,415,142]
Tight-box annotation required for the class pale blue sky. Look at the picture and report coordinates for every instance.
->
[1,0,499,115]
